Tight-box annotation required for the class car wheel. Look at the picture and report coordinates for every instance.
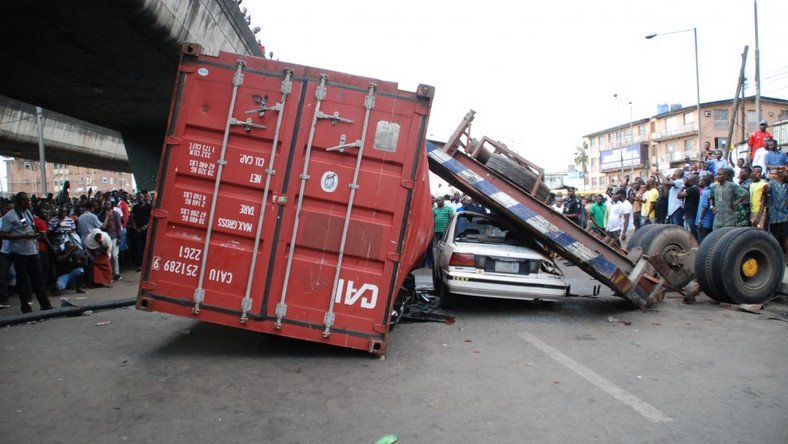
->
[694,227,738,302]
[638,225,698,289]
[711,227,784,304]
[437,277,456,309]
[485,154,551,202]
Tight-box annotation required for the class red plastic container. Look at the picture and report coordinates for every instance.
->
[137,45,434,354]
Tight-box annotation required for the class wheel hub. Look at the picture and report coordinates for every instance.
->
[741,257,758,278]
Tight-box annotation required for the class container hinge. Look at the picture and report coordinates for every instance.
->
[165,136,182,146]
[322,311,336,337]
[240,297,253,323]
[299,173,310,180]
[317,110,354,126]
[192,288,205,314]
[280,69,293,94]
[230,117,267,132]
[265,168,275,176]
[315,75,328,100]
[364,83,377,110]
[245,95,283,118]
[274,302,287,329]
[326,134,362,153]
[386,253,401,262]
[232,60,246,86]
[401,180,414,189]
[348,183,360,190]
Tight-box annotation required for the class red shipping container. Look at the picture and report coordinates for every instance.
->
[137,45,434,354]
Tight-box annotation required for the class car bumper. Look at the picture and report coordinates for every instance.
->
[444,271,566,300]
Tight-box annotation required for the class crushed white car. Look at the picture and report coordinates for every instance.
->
[433,211,567,307]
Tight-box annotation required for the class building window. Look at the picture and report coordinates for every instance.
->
[746,110,757,123]
[666,115,680,129]
[592,177,598,187]
[684,112,695,124]
[713,109,729,130]
[639,124,647,135]
[590,158,596,167]
[600,177,607,187]
[778,110,788,122]
[684,139,695,150]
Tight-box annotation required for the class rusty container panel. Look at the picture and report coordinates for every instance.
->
[137,47,433,354]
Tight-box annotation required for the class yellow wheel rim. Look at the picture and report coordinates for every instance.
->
[741,258,758,278]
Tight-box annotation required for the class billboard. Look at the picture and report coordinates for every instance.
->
[600,143,647,172]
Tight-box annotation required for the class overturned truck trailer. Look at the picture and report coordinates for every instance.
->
[136,44,435,354]
[428,111,785,309]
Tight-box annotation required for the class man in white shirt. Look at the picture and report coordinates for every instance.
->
[606,191,632,247]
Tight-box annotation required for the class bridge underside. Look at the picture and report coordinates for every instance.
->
[0,0,260,189]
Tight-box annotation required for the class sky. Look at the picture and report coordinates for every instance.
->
[245,0,788,173]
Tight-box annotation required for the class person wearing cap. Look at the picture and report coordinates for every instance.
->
[749,120,772,160]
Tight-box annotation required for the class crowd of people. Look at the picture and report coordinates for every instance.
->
[0,181,153,313]
[553,121,787,252]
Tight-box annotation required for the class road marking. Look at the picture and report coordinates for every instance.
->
[518,331,673,423]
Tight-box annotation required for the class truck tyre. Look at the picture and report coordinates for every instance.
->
[694,227,738,302]
[485,154,551,202]
[626,223,660,252]
[711,228,784,304]
[638,225,698,289]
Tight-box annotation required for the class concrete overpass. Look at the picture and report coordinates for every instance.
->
[0,95,128,172]
[0,0,262,190]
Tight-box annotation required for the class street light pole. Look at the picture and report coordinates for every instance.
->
[646,27,701,157]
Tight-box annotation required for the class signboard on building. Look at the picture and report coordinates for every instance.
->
[600,143,647,172]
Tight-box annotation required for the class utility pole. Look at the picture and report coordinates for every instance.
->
[35,106,48,195]
[629,101,634,178]
[754,0,761,122]
[726,46,749,163]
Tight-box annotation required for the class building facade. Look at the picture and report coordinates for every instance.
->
[3,158,133,197]
[584,96,788,191]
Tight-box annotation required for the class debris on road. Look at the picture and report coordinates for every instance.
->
[719,303,763,314]
[607,316,632,326]
[375,434,398,444]
[95,321,112,326]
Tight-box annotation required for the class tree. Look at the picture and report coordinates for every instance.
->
[574,141,589,190]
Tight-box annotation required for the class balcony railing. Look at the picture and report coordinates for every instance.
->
[652,123,698,141]
[597,133,648,150]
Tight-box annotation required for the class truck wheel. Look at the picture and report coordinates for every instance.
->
[694,227,738,302]
[638,225,698,289]
[485,154,551,202]
[626,223,660,252]
[712,228,784,304]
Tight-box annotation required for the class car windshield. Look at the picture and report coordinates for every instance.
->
[454,214,521,245]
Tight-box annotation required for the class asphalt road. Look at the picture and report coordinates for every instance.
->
[1,266,786,443]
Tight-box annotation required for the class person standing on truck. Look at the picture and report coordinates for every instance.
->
[56,180,70,207]
[426,196,454,268]
[562,187,582,226]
